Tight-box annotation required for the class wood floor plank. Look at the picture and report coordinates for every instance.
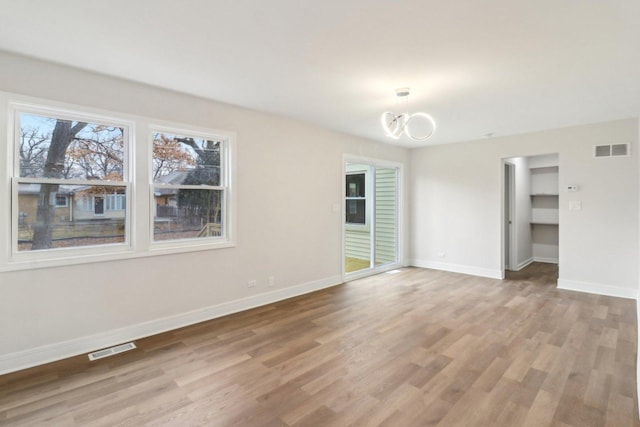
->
[0,263,638,426]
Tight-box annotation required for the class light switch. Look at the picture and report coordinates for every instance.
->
[569,201,582,211]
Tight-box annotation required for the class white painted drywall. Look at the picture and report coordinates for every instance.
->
[529,153,560,169]
[410,119,639,297]
[530,167,560,195]
[529,157,560,263]
[532,224,559,262]
[0,52,410,372]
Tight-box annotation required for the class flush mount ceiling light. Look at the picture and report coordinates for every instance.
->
[381,87,436,141]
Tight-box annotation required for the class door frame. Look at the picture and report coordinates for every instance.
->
[502,160,516,274]
[342,155,404,282]
[93,195,105,216]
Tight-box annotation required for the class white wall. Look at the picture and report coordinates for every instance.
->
[0,51,410,373]
[529,153,560,169]
[410,119,639,299]
[529,155,560,263]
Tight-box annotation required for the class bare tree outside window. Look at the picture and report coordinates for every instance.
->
[152,131,224,241]
[10,103,234,267]
[17,113,127,251]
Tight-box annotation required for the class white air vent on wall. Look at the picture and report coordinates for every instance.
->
[88,342,136,361]
[594,143,630,158]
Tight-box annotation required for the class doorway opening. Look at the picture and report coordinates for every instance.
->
[343,159,402,279]
[502,154,559,281]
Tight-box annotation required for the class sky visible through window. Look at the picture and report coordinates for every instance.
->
[19,113,125,181]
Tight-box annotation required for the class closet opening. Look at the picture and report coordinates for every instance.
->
[502,153,559,282]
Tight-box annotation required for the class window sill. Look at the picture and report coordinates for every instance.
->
[0,240,236,273]
[149,239,236,256]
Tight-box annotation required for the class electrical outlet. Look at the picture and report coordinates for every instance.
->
[247,280,257,288]
[569,201,582,211]
[437,251,446,258]
[268,276,275,287]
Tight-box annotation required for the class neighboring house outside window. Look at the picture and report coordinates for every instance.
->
[105,194,126,211]
[13,108,129,256]
[151,129,228,243]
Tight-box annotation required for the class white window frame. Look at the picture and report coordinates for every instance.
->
[148,125,234,252]
[0,92,236,272]
[9,102,134,266]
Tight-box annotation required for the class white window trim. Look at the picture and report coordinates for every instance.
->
[0,92,236,272]
[9,102,134,267]
[148,124,235,253]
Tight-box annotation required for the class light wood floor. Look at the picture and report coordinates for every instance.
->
[1,263,638,426]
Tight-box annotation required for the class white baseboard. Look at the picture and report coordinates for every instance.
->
[513,257,534,271]
[533,256,559,264]
[557,278,638,300]
[409,259,503,280]
[0,275,343,375]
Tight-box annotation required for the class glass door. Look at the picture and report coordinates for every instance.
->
[345,163,371,273]
[374,167,398,267]
[344,161,399,276]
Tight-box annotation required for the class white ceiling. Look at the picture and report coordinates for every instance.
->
[0,0,639,146]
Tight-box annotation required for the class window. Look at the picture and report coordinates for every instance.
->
[105,194,126,211]
[54,194,68,207]
[13,109,130,254]
[345,172,366,225]
[4,96,235,271]
[151,128,228,244]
